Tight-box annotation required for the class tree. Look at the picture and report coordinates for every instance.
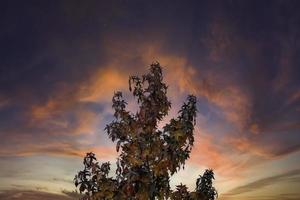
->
[192,169,218,200]
[74,62,218,200]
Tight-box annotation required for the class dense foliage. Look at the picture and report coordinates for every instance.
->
[74,63,217,200]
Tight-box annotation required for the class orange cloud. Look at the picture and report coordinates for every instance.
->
[31,100,58,120]
[47,34,251,140]
[30,101,99,135]
[0,95,10,108]
[79,67,129,103]
[16,33,255,178]
[225,137,293,160]
[140,42,252,130]
[188,127,248,178]
[0,142,117,159]
[102,37,253,131]
[72,110,98,135]
[287,90,300,106]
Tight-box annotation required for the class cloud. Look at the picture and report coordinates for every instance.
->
[2,31,297,179]
[222,169,300,196]
[0,3,300,196]
[0,31,298,185]
[0,95,10,109]
[79,67,129,103]
[0,190,75,200]
[220,194,300,200]
[195,4,300,165]
[0,141,117,159]
[189,129,237,176]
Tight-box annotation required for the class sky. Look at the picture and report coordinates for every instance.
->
[0,0,300,199]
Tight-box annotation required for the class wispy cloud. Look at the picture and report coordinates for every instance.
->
[0,190,76,200]
[222,169,300,197]
[220,193,300,200]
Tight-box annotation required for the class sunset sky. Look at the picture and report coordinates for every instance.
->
[0,1,300,199]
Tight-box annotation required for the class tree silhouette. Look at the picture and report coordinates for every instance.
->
[74,62,217,200]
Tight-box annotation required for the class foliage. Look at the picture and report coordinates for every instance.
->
[192,169,218,200]
[74,62,217,200]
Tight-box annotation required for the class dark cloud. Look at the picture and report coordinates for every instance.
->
[189,0,300,159]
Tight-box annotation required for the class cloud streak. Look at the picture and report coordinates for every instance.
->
[0,190,76,200]
[223,169,300,197]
